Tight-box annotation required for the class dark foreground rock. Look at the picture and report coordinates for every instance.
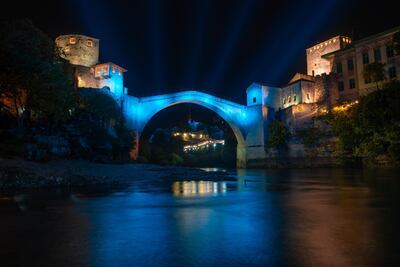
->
[0,158,232,190]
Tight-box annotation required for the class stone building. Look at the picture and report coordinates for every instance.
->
[55,34,127,99]
[322,26,400,99]
[250,26,399,133]
[306,35,352,76]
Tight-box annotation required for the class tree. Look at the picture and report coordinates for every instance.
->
[81,90,121,126]
[0,19,76,131]
[267,121,290,148]
[363,62,386,90]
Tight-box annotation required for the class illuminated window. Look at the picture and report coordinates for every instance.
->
[112,67,116,73]
[69,37,76,44]
[333,39,336,43]
[87,40,93,47]
[118,69,121,76]
[64,46,70,53]
[288,96,291,103]
[307,93,310,100]
[342,37,346,42]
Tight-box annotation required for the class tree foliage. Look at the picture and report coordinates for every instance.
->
[326,81,400,162]
[0,19,76,129]
[81,91,121,124]
[267,121,290,148]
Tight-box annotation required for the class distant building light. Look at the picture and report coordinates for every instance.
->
[87,40,93,47]
[64,46,70,53]
[69,37,77,44]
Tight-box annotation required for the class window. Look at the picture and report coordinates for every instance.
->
[349,78,356,89]
[387,45,394,58]
[118,69,121,76]
[389,66,397,79]
[87,40,93,47]
[288,96,291,103]
[338,81,345,92]
[336,62,343,73]
[69,37,76,44]
[374,48,382,62]
[293,95,297,102]
[307,93,310,100]
[112,67,116,73]
[347,59,354,71]
[312,70,315,76]
[362,52,369,65]
[283,99,286,105]
[253,97,257,103]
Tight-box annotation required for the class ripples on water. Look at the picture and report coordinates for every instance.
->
[0,168,400,267]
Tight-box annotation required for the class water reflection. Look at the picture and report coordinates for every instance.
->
[1,169,400,267]
[172,181,227,196]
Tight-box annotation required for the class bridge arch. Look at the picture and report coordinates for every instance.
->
[123,91,249,167]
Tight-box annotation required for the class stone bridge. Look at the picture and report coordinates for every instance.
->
[121,89,270,168]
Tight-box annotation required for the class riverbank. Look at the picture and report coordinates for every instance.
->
[0,158,232,190]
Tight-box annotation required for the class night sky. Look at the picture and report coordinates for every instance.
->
[2,0,398,104]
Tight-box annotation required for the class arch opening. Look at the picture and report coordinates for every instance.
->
[137,101,246,167]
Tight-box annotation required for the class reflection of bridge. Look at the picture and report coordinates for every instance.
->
[121,89,271,168]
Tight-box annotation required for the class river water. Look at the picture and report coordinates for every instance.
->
[0,168,399,267]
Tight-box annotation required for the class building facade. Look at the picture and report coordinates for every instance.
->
[248,26,399,133]
[56,34,127,100]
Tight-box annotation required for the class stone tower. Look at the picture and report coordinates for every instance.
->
[55,34,99,67]
[306,36,352,76]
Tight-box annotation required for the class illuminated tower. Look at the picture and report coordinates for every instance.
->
[55,34,99,67]
[306,36,352,76]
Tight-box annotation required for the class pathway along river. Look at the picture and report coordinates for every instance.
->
[0,168,399,267]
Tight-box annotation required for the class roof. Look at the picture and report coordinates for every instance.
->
[288,73,315,84]
[95,62,127,72]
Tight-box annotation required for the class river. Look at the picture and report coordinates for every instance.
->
[0,168,399,267]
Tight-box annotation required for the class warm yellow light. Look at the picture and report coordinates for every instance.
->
[69,37,76,44]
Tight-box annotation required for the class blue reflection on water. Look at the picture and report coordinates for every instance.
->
[82,179,284,267]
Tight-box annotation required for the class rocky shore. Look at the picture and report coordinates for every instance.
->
[0,158,232,190]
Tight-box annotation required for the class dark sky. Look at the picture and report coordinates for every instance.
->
[2,0,398,104]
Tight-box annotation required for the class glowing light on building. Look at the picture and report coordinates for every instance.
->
[183,140,225,152]
[332,100,359,112]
